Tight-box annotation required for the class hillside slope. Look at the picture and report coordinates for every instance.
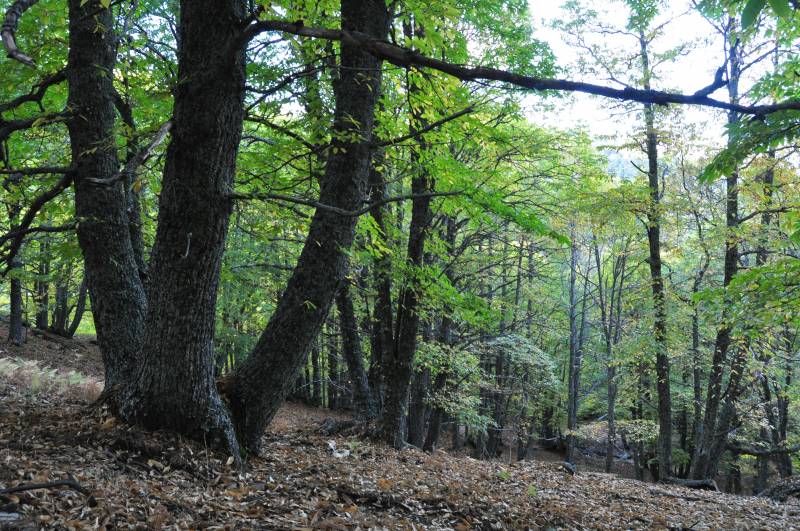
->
[1,330,799,529]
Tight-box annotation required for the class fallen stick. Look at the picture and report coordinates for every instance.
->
[0,475,90,496]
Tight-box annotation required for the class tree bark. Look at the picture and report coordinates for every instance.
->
[228,0,389,453]
[117,0,247,457]
[67,0,147,390]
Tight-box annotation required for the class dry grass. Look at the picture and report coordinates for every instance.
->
[0,356,102,402]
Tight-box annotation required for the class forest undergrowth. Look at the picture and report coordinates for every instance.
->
[1,327,799,530]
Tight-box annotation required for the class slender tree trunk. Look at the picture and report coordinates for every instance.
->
[378,22,434,447]
[7,258,23,345]
[691,29,742,480]
[51,283,69,334]
[228,0,389,453]
[35,240,49,329]
[638,31,672,481]
[565,233,585,464]
[65,276,87,338]
[336,283,377,418]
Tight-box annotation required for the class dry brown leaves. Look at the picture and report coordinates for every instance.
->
[1,375,799,529]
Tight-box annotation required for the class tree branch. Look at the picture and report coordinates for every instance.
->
[0,111,70,144]
[378,105,474,147]
[230,190,463,216]
[0,172,73,273]
[738,206,794,224]
[84,120,172,186]
[241,20,800,116]
[0,70,65,113]
[0,165,72,176]
[0,475,90,496]
[728,443,800,457]
[1,0,39,67]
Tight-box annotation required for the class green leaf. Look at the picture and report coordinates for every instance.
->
[767,0,792,18]
[741,0,766,28]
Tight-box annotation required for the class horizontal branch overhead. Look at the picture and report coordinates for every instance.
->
[243,20,800,117]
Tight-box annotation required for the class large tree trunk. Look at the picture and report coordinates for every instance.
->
[228,0,389,453]
[117,0,247,455]
[67,0,147,391]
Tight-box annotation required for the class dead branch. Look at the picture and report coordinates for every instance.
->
[84,120,172,186]
[0,475,91,496]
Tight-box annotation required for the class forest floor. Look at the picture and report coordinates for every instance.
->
[1,326,800,530]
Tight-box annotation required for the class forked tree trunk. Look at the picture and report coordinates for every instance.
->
[118,0,247,454]
[228,0,389,453]
[379,24,434,446]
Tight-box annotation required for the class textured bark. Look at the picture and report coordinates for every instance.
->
[67,0,146,390]
[336,282,377,418]
[118,0,247,455]
[3,175,24,345]
[228,0,389,453]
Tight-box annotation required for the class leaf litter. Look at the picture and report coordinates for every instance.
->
[1,334,799,529]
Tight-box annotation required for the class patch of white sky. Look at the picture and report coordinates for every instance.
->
[523,0,738,168]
